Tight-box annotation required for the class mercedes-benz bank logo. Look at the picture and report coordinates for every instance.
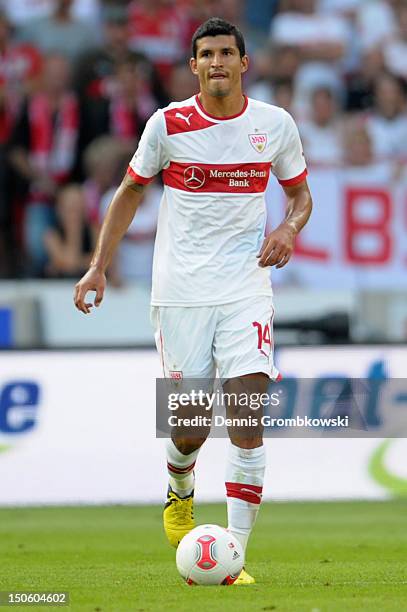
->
[183,165,206,189]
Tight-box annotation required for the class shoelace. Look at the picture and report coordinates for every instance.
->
[169,494,194,521]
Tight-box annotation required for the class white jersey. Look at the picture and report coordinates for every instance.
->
[128,95,307,306]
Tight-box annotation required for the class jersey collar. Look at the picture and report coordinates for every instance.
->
[195,94,248,122]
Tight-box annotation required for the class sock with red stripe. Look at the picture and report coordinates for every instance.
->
[166,439,199,498]
[225,443,266,554]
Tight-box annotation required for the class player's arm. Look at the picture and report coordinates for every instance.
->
[257,179,312,269]
[74,175,146,314]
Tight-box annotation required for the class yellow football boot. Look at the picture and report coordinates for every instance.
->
[163,486,195,548]
[233,568,256,585]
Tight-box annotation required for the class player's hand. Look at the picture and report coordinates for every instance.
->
[74,266,106,314]
[257,223,296,268]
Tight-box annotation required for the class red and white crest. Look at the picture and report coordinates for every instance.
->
[169,370,183,380]
[249,133,267,153]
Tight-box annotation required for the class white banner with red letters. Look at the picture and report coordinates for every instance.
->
[266,165,407,288]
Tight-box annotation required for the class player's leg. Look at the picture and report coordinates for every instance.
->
[152,305,217,547]
[223,373,268,584]
[214,296,276,583]
[163,437,200,548]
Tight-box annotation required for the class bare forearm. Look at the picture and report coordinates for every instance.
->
[91,178,145,272]
[258,181,312,268]
[281,183,313,235]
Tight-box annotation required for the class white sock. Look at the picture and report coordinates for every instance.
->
[166,439,199,497]
[225,443,266,554]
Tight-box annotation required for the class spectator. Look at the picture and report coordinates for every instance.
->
[244,0,277,34]
[294,61,344,119]
[0,1,42,279]
[0,20,15,144]
[2,0,101,27]
[248,45,300,105]
[74,7,130,100]
[2,0,407,282]
[1,0,53,25]
[9,53,80,275]
[364,72,407,161]
[270,0,350,65]
[345,46,385,112]
[298,86,344,166]
[127,0,189,79]
[273,79,295,113]
[318,0,361,19]
[19,0,99,63]
[81,53,161,150]
[100,181,161,286]
[343,121,373,167]
[43,184,93,278]
[342,118,399,183]
[166,60,198,102]
[0,76,13,277]
[383,1,407,80]
[110,55,159,142]
[356,0,396,54]
[176,0,218,39]
[207,0,268,52]
[270,1,350,117]
[0,11,43,114]
[71,0,101,25]
[81,136,128,236]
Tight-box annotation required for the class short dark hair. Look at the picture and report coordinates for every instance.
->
[191,18,246,59]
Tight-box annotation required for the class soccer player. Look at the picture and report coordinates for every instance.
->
[74,18,312,585]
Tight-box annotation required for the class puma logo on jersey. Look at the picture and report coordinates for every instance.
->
[175,112,193,125]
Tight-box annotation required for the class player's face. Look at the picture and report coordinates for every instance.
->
[190,35,248,98]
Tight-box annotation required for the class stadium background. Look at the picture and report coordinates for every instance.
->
[0,2,406,608]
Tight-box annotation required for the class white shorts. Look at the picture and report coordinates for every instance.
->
[151,296,279,381]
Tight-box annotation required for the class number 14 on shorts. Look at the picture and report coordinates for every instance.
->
[252,321,272,357]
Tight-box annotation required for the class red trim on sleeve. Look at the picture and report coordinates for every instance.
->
[278,168,308,186]
[126,166,154,184]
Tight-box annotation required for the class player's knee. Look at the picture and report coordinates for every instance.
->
[172,436,207,454]
[228,403,263,423]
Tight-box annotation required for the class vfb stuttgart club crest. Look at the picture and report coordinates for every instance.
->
[249,133,267,153]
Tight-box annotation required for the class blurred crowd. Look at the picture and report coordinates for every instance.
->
[0,0,407,281]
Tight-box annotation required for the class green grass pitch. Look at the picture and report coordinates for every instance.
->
[1,500,406,611]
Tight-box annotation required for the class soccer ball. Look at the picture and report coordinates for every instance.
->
[176,524,244,585]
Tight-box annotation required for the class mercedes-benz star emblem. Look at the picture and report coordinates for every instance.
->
[183,165,206,189]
